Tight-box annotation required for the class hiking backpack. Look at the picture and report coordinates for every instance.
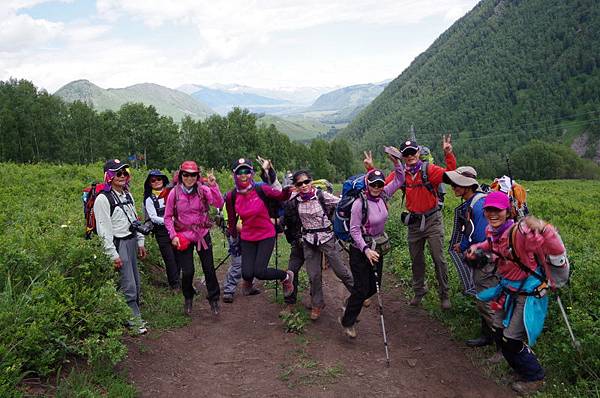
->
[82,182,134,239]
[401,161,445,209]
[333,174,389,242]
[504,222,571,291]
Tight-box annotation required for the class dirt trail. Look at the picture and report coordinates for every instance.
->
[123,267,514,397]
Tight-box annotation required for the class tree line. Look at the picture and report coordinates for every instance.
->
[0,78,358,181]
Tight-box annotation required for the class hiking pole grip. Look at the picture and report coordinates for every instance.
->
[372,268,390,367]
[556,295,581,351]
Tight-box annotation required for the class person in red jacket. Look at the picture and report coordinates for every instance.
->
[401,135,456,309]
[225,158,294,299]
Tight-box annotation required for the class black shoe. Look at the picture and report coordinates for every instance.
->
[465,335,493,347]
[247,286,261,296]
[223,293,234,303]
[184,298,193,316]
[210,300,220,315]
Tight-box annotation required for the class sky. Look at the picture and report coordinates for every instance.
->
[0,0,479,93]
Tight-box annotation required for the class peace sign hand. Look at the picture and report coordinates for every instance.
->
[206,168,217,186]
[256,155,272,170]
[363,150,374,170]
[443,134,453,154]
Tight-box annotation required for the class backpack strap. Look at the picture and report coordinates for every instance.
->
[506,224,546,283]
[316,188,332,220]
[420,161,436,197]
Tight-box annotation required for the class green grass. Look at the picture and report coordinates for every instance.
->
[384,179,600,397]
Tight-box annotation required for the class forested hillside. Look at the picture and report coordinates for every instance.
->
[0,79,356,181]
[55,80,214,121]
[340,0,600,178]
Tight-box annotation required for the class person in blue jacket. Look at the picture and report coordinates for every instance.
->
[444,167,500,360]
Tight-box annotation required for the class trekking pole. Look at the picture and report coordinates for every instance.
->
[214,252,231,272]
[372,267,391,367]
[556,295,581,351]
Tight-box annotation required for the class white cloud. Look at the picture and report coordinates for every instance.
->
[0,12,63,51]
[96,0,478,66]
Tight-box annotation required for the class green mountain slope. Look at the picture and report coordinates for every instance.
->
[339,0,600,165]
[55,80,214,121]
[256,114,340,141]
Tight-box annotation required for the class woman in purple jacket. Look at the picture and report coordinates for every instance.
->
[164,160,224,316]
[340,151,404,338]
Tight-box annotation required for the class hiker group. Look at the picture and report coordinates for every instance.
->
[85,133,569,395]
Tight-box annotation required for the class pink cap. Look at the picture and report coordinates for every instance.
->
[175,234,191,251]
[483,191,511,210]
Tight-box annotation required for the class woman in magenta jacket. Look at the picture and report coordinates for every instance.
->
[164,160,224,316]
[225,158,294,298]
[466,191,566,395]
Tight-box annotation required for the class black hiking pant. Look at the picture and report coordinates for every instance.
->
[341,245,383,327]
[241,237,287,282]
[154,225,180,289]
[174,233,220,301]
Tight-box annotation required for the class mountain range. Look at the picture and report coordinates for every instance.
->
[338,0,600,165]
[54,80,214,121]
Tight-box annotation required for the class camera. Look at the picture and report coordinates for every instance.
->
[466,248,491,269]
[129,220,153,235]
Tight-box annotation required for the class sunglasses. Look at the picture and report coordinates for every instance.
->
[149,177,163,183]
[368,181,385,188]
[295,179,312,187]
[401,148,418,157]
[235,168,252,176]
[115,170,129,177]
[181,172,199,178]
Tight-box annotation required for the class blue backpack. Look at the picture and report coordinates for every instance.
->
[333,174,369,241]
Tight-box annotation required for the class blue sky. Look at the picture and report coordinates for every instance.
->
[0,0,479,93]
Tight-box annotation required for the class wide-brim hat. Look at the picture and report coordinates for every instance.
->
[180,160,200,173]
[103,159,129,172]
[443,166,479,188]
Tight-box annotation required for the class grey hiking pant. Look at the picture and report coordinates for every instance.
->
[223,236,243,295]
[303,237,354,308]
[115,236,142,318]
[473,264,500,328]
[284,240,305,305]
[407,210,449,299]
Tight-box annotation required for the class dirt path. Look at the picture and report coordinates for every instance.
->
[123,267,514,397]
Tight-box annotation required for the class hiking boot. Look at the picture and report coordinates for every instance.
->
[310,306,322,321]
[465,335,493,347]
[441,298,452,310]
[223,293,234,303]
[409,295,424,306]
[210,300,220,315]
[282,270,294,297]
[241,281,261,296]
[363,298,372,308]
[511,380,545,396]
[487,351,504,364]
[184,298,193,316]
[338,317,357,338]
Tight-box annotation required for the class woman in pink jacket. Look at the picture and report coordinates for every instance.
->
[164,161,224,316]
[225,158,294,298]
[466,191,567,395]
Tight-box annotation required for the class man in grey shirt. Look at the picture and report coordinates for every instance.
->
[94,159,148,334]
